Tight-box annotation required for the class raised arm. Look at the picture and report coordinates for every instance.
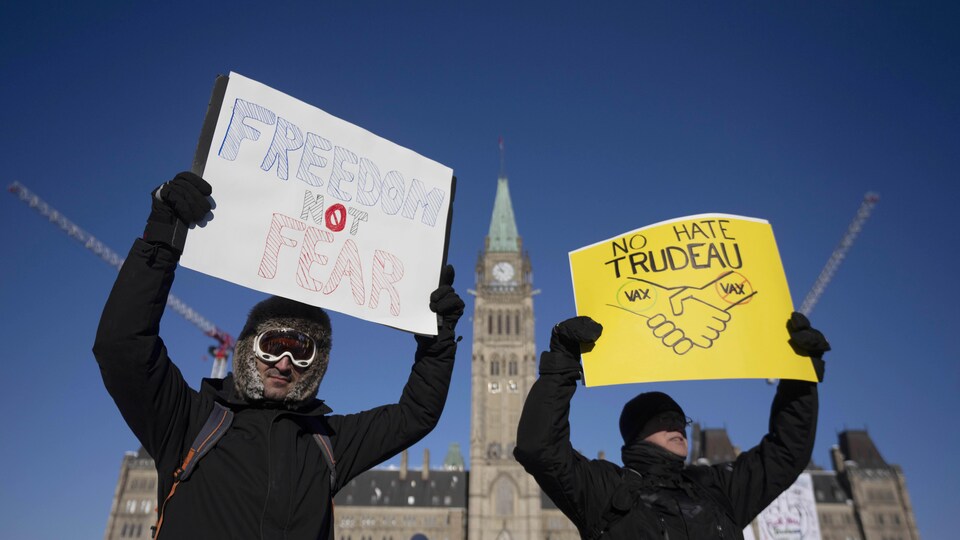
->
[697,312,830,527]
[92,173,212,459]
[513,317,614,530]
[327,265,464,488]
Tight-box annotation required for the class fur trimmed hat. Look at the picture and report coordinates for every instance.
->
[618,391,685,445]
[233,296,332,408]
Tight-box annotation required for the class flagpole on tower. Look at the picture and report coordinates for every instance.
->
[499,136,506,178]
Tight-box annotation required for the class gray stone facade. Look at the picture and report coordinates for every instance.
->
[103,448,157,540]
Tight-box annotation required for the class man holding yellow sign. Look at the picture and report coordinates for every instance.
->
[514,313,829,539]
[514,214,831,539]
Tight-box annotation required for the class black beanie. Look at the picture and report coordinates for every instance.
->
[619,391,686,445]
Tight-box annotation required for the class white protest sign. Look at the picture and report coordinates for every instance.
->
[756,473,822,540]
[181,72,454,335]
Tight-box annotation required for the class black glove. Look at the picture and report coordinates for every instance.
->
[429,265,464,334]
[143,172,212,252]
[550,316,603,359]
[539,316,603,377]
[787,312,830,382]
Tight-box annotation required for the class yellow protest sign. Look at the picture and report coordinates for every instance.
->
[569,214,817,387]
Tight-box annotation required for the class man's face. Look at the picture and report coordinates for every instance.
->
[641,412,689,458]
[256,354,307,401]
[233,311,332,407]
[251,326,327,402]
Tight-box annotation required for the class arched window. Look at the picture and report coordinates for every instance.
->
[495,477,515,516]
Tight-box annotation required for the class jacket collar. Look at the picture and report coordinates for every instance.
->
[200,374,333,416]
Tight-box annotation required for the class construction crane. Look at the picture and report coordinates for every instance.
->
[799,192,880,316]
[8,181,234,378]
[766,191,879,385]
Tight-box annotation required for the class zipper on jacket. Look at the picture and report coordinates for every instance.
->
[712,504,725,538]
[259,410,279,538]
[657,515,670,540]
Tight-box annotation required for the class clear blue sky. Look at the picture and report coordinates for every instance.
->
[2,2,957,538]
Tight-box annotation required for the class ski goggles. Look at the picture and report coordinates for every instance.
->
[253,328,318,368]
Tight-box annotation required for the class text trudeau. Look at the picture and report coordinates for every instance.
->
[604,219,744,278]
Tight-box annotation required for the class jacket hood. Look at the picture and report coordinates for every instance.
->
[231,296,333,409]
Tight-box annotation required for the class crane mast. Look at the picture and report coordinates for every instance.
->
[8,181,234,378]
[766,191,879,385]
[799,192,880,316]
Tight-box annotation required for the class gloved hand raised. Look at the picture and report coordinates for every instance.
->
[429,265,465,335]
[787,312,830,358]
[550,316,604,360]
[787,312,830,382]
[539,316,603,377]
[143,172,212,252]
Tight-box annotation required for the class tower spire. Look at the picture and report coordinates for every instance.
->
[487,137,520,252]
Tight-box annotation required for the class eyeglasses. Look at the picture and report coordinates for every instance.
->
[253,328,318,368]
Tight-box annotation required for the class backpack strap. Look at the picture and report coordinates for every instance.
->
[176,403,235,481]
[306,416,337,489]
[153,403,234,538]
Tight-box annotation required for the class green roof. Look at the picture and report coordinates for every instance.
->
[487,176,519,252]
[443,442,465,470]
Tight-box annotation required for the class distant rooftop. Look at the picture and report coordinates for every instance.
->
[334,469,467,508]
[690,425,738,465]
[443,442,465,471]
[839,430,889,468]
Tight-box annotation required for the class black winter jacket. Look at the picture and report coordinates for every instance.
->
[93,239,457,539]
[514,350,818,539]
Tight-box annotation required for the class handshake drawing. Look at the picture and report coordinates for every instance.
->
[612,271,756,355]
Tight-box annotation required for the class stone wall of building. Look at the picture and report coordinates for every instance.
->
[103,449,157,540]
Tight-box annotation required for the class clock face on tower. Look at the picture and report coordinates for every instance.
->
[492,261,515,283]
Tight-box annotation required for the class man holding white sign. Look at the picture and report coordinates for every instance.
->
[514,313,829,540]
[94,173,464,539]
[180,72,455,335]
